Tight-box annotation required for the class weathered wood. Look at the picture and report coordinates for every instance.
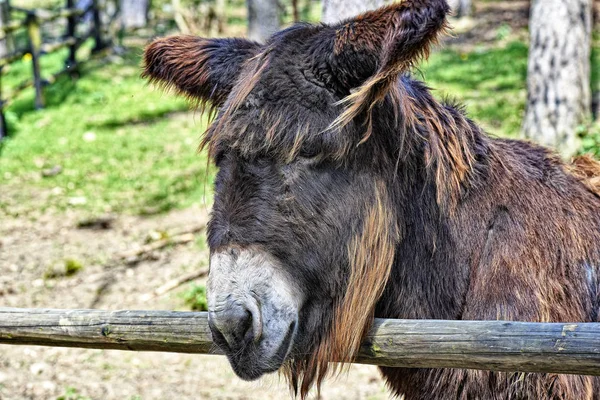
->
[356,319,600,375]
[1,308,600,376]
[0,8,84,40]
[9,7,83,23]
[0,19,26,40]
[291,0,299,22]
[0,47,28,66]
[0,1,105,137]
[42,36,77,54]
[26,13,44,109]
[0,50,81,101]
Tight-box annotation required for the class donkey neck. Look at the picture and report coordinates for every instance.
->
[374,78,490,321]
[375,172,471,321]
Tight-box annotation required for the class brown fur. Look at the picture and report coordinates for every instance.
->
[570,154,600,194]
[142,35,261,117]
[283,180,399,398]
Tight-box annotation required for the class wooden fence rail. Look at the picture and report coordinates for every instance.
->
[1,308,600,375]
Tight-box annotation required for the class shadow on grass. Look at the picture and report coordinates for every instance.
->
[8,75,78,118]
[86,108,189,129]
[137,167,209,216]
[2,47,144,134]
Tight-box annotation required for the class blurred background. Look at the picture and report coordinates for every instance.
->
[0,0,598,399]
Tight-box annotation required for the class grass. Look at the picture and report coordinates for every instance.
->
[422,32,600,140]
[181,284,208,311]
[43,258,84,279]
[11,0,63,9]
[421,41,529,138]
[56,387,92,400]
[0,46,213,218]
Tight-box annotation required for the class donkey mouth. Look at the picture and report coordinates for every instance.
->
[218,320,297,381]
[206,246,304,380]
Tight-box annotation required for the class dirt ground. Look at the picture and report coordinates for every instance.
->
[0,207,388,400]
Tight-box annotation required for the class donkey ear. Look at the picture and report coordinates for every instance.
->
[329,0,450,90]
[324,0,450,132]
[143,36,260,107]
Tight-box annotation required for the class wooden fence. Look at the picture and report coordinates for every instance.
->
[0,0,113,140]
[1,308,600,375]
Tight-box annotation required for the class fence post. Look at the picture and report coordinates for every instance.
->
[0,0,14,58]
[91,0,107,52]
[0,67,6,140]
[65,0,77,73]
[26,12,44,110]
[0,0,11,139]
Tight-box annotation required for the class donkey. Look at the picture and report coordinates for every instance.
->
[143,0,600,398]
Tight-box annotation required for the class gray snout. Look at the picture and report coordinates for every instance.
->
[208,298,263,350]
[207,247,303,380]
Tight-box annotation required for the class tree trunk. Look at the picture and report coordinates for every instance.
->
[594,90,599,122]
[215,0,226,34]
[522,0,592,157]
[247,0,279,43]
[292,0,299,22]
[120,0,150,30]
[448,0,472,18]
[322,0,387,24]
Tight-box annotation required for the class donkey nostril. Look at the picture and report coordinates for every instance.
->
[239,310,253,342]
[209,305,256,349]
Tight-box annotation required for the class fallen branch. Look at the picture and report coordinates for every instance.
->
[77,215,116,230]
[114,221,207,264]
[141,267,209,302]
[168,224,207,237]
[90,222,207,308]
[1,308,600,376]
[115,233,195,263]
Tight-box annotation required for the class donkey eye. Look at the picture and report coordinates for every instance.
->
[214,150,226,166]
[297,146,320,160]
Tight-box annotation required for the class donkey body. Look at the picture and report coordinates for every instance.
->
[144,1,600,398]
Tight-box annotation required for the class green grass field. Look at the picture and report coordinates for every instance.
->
[423,41,529,138]
[0,33,599,218]
[0,47,211,217]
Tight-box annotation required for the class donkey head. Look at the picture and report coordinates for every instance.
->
[144,0,450,395]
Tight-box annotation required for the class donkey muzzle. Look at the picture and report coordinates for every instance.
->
[207,246,302,380]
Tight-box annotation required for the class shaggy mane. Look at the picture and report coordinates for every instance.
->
[282,181,399,398]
